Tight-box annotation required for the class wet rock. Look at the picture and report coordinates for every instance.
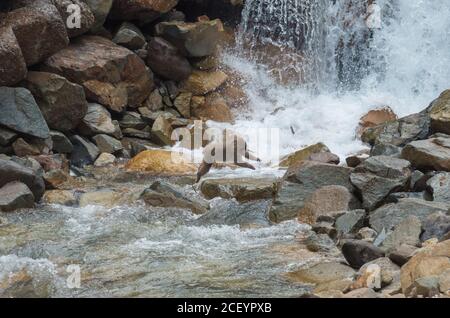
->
[78,103,116,136]
[421,212,450,242]
[194,200,271,228]
[350,156,411,210]
[12,138,41,157]
[400,240,450,294]
[2,0,69,66]
[361,111,430,147]
[429,89,450,135]
[287,262,356,285]
[304,232,338,253]
[0,87,50,139]
[280,143,330,167]
[401,137,450,171]
[94,153,115,167]
[92,134,123,154]
[125,149,197,175]
[191,93,234,123]
[50,131,73,154]
[21,71,87,132]
[200,176,280,202]
[369,198,449,233]
[53,0,94,37]
[110,0,177,24]
[298,185,356,225]
[151,115,174,146]
[426,172,450,202]
[341,240,385,269]
[146,37,193,81]
[0,181,35,212]
[70,135,99,167]
[182,70,228,95]
[43,169,69,189]
[155,19,224,57]
[78,190,133,208]
[388,244,418,266]
[0,26,27,86]
[42,189,76,206]
[0,159,45,200]
[335,210,366,235]
[0,127,18,147]
[113,22,145,50]
[42,36,153,112]
[141,180,209,214]
[381,216,422,252]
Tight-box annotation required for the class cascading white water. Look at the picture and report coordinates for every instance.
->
[221,0,450,160]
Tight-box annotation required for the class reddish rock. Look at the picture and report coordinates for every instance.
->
[0,26,27,86]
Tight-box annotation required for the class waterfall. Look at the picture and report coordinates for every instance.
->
[222,0,450,159]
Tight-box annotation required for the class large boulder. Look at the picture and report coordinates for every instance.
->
[0,87,50,139]
[141,180,209,214]
[2,0,69,66]
[41,35,153,112]
[369,198,449,233]
[155,19,224,57]
[350,156,411,210]
[0,159,45,200]
[381,216,422,252]
[361,111,430,147]
[125,149,197,175]
[400,240,450,295]
[429,89,450,135]
[0,181,35,212]
[110,0,178,24]
[401,137,450,171]
[200,176,280,202]
[146,37,192,81]
[0,26,27,86]
[21,71,88,132]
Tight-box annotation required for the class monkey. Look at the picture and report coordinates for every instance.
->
[195,130,261,183]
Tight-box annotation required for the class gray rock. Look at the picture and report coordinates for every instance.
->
[369,198,449,233]
[94,153,116,167]
[402,137,450,171]
[312,221,338,240]
[370,143,402,157]
[269,181,311,223]
[439,269,450,294]
[408,276,441,298]
[420,212,450,242]
[151,115,174,146]
[381,216,422,252]
[304,232,337,253]
[410,170,425,190]
[21,71,88,132]
[426,172,450,202]
[78,103,116,136]
[92,134,123,154]
[122,127,152,140]
[388,244,418,266]
[0,181,35,212]
[50,131,73,154]
[0,127,18,146]
[335,210,366,235]
[113,22,145,50]
[141,180,209,214]
[0,87,50,139]
[194,200,271,228]
[385,191,431,203]
[119,111,147,130]
[288,262,356,284]
[341,240,385,269]
[0,159,45,200]
[70,135,99,167]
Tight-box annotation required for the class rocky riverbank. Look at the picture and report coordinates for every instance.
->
[0,0,449,298]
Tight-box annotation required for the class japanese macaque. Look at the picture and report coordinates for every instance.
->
[196,130,260,183]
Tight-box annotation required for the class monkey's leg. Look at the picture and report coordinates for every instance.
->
[245,151,261,162]
[196,161,213,183]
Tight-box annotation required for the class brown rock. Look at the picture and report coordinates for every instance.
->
[42,35,153,112]
[43,169,69,189]
[52,0,95,38]
[280,143,330,168]
[0,26,27,86]
[192,93,234,123]
[174,92,192,118]
[110,0,178,23]
[42,189,76,206]
[430,89,450,135]
[12,138,41,157]
[0,181,35,212]
[182,70,228,95]
[308,152,340,165]
[401,137,450,171]
[358,106,397,135]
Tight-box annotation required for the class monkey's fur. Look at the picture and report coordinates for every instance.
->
[196,130,260,183]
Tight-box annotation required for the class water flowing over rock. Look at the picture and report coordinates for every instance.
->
[0,87,50,139]
[42,36,153,112]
